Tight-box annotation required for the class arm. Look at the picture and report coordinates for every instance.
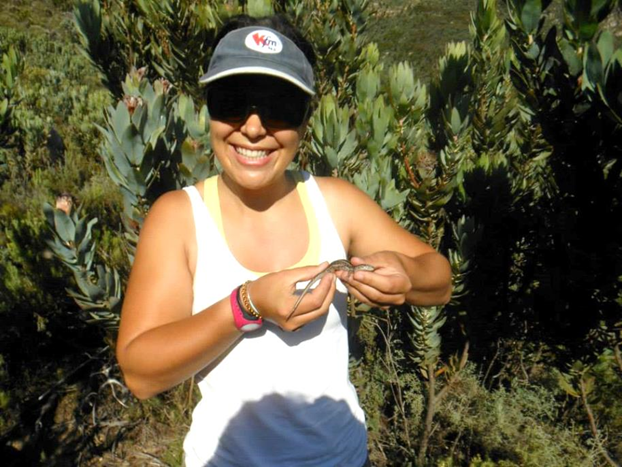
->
[116,191,336,399]
[318,178,452,308]
[116,190,241,399]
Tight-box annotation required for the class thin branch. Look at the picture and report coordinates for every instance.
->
[580,377,621,467]
[186,375,195,414]
[416,341,470,467]
[613,344,622,378]
[436,341,470,404]
[449,426,464,460]
[482,339,501,388]
[38,347,109,401]
[375,319,412,448]
[417,363,436,467]
[518,350,530,383]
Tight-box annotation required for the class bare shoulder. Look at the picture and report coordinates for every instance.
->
[123,189,196,308]
[314,176,376,209]
[314,176,397,255]
[144,189,193,224]
[139,189,194,238]
[315,175,362,196]
[134,189,196,268]
[314,175,392,220]
[314,175,432,258]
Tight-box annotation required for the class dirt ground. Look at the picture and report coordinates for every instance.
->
[1,355,194,466]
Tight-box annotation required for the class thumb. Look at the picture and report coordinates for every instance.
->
[349,256,369,267]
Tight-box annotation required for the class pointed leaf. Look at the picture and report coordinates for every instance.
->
[54,209,76,244]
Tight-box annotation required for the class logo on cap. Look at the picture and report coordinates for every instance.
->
[245,30,283,54]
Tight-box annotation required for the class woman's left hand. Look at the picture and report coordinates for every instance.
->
[334,251,412,309]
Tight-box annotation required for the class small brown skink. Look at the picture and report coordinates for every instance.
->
[287,259,375,320]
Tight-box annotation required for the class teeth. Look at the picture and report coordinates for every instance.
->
[236,146,268,159]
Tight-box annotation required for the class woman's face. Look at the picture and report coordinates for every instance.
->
[208,75,310,192]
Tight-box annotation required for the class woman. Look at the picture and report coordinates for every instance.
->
[116,14,452,467]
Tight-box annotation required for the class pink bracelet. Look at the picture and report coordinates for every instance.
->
[230,287,263,332]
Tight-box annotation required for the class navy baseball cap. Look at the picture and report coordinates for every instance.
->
[199,26,315,95]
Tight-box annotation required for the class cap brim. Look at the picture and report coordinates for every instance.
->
[199,66,315,96]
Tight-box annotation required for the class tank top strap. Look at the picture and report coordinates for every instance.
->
[182,184,215,243]
[295,171,346,260]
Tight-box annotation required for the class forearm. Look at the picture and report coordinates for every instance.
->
[399,251,452,306]
[117,297,241,399]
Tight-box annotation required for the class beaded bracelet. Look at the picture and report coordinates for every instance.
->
[246,282,261,316]
[235,286,258,321]
[230,286,262,332]
[239,281,262,319]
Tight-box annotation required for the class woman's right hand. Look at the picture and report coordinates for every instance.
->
[247,262,337,332]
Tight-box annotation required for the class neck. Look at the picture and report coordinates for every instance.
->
[219,171,295,213]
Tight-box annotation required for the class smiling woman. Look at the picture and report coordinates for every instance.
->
[115,13,452,467]
[207,75,309,191]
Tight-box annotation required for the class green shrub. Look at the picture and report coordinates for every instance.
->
[2,0,622,464]
[436,365,594,466]
[0,9,121,456]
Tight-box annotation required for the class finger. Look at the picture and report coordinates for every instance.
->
[317,273,337,311]
[349,270,410,295]
[341,282,373,306]
[285,277,336,331]
[347,285,400,308]
[289,273,335,319]
[348,256,368,267]
[333,267,375,284]
[287,305,325,332]
[344,278,407,307]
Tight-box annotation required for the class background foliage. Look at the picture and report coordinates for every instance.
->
[1,0,621,465]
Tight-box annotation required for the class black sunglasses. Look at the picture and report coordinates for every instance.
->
[207,79,311,129]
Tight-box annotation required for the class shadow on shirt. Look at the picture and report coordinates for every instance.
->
[202,393,367,467]
[245,288,349,347]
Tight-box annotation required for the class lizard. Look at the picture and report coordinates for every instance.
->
[287,259,375,320]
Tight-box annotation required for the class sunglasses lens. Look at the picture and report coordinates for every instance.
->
[207,78,309,128]
[208,90,248,124]
[262,96,309,129]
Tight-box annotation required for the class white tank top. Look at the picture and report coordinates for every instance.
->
[182,171,367,467]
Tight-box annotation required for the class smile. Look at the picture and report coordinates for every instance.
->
[235,146,269,159]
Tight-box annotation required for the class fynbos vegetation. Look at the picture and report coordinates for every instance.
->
[1,0,621,465]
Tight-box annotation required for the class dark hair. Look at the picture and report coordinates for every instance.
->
[212,14,316,69]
